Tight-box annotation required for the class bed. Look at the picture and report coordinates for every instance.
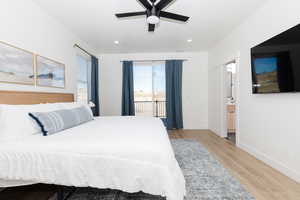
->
[0,91,185,200]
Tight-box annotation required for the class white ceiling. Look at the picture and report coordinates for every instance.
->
[32,0,267,53]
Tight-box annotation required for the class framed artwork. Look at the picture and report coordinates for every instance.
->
[36,55,65,88]
[0,41,35,85]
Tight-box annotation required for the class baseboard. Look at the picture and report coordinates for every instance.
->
[238,143,300,183]
[184,126,209,130]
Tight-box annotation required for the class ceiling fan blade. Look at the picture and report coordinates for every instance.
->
[148,24,155,32]
[115,11,146,18]
[137,0,152,10]
[156,0,175,10]
[160,11,189,22]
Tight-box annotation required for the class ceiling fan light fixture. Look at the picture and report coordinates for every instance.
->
[115,0,190,32]
[147,15,160,24]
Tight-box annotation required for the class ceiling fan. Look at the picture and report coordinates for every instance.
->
[115,0,190,32]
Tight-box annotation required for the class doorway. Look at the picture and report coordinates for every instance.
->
[133,61,166,118]
[225,61,237,144]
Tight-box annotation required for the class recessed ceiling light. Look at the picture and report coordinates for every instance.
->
[114,41,119,44]
[187,39,193,43]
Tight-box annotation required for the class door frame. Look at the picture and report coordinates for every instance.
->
[220,52,240,146]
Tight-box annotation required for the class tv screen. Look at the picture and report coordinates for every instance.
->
[251,24,300,94]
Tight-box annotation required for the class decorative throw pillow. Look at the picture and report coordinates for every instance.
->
[55,102,93,116]
[29,106,93,136]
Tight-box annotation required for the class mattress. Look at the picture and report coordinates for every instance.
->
[0,116,185,200]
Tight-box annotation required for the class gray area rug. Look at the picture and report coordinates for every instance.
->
[54,139,255,200]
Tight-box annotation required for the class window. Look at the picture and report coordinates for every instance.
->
[133,61,166,118]
[77,55,91,104]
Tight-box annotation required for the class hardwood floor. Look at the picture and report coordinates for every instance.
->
[1,130,299,200]
[169,130,300,200]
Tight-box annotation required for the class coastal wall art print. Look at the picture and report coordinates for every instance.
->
[36,55,65,88]
[0,41,35,85]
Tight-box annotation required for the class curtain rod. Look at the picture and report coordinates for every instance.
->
[73,44,94,57]
[120,59,188,62]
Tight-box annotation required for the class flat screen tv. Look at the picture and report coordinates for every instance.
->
[251,24,300,94]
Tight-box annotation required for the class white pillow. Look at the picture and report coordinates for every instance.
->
[0,103,63,142]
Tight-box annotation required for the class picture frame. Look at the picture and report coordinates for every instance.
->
[0,41,35,85]
[36,55,66,88]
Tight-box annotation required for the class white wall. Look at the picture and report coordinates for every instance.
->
[99,52,208,129]
[208,0,300,182]
[0,0,96,95]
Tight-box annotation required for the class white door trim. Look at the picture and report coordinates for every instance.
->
[220,64,228,138]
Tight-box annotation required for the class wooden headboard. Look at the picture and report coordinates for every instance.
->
[0,90,74,105]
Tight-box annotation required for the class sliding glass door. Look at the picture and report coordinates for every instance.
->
[133,61,166,118]
[76,55,91,104]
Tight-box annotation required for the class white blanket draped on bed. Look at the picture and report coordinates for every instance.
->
[0,116,185,200]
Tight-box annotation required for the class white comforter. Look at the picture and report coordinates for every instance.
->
[0,116,185,200]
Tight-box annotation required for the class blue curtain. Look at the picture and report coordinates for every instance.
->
[165,60,183,129]
[122,61,135,116]
[91,56,100,116]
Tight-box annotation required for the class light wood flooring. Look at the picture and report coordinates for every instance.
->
[169,130,300,200]
[0,130,299,200]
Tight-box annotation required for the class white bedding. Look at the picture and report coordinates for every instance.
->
[0,116,185,200]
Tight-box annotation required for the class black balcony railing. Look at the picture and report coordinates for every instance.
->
[134,100,166,118]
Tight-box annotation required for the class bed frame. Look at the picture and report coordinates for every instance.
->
[0,90,74,105]
[0,90,75,200]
